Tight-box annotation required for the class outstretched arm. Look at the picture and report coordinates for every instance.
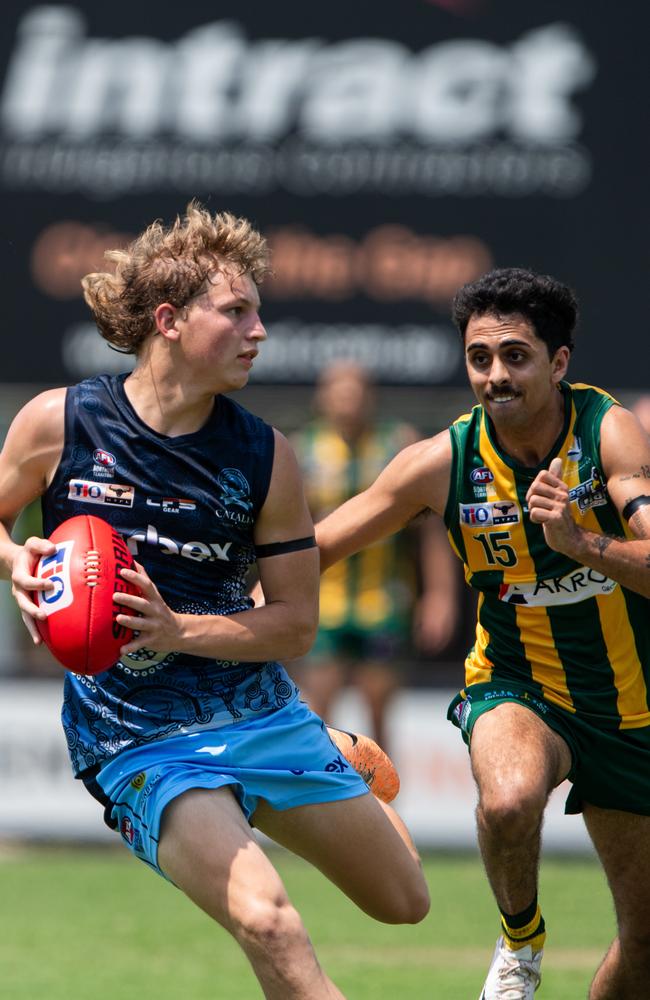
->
[316,431,452,571]
[526,406,650,598]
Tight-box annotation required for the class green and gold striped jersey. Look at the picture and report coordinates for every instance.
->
[444,382,650,729]
[295,420,417,630]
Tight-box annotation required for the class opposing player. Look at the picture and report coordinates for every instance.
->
[315,268,650,999]
[0,203,429,999]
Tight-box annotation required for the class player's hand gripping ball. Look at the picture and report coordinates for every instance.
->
[32,514,141,674]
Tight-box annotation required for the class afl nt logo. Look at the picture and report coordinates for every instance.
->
[93,448,116,468]
[470,467,494,484]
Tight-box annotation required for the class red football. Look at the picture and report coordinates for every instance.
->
[32,514,140,675]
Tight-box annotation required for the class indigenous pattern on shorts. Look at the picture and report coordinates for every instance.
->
[444,382,650,729]
[42,373,294,775]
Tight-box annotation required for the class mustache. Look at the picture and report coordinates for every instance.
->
[485,386,521,398]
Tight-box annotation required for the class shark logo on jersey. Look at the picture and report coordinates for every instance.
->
[217,469,253,511]
[215,468,254,525]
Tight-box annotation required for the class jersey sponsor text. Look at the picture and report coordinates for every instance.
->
[498,566,617,607]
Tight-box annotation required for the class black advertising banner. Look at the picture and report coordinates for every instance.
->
[0,1,647,388]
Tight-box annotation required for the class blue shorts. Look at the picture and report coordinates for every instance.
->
[89,697,369,877]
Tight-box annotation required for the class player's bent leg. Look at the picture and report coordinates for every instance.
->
[470,703,571,999]
[583,805,650,1000]
[470,702,571,914]
[158,785,346,1000]
[253,791,430,925]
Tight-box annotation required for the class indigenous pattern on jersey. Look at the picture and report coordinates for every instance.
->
[295,420,416,631]
[444,382,650,730]
[42,374,297,775]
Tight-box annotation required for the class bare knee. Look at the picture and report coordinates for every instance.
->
[364,865,430,925]
[402,881,431,924]
[389,876,430,925]
[232,895,309,957]
[477,781,546,843]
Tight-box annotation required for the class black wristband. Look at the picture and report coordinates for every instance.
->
[621,495,650,521]
[255,536,317,558]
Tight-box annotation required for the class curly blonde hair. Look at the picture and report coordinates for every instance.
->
[81,201,270,354]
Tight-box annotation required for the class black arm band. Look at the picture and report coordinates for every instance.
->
[255,536,317,559]
[621,495,650,521]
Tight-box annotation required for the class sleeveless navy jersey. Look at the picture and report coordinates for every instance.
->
[43,374,297,776]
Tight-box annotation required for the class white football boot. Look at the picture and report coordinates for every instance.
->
[478,936,543,999]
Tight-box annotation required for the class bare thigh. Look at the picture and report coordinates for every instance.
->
[253,792,430,923]
[470,701,572,805]
[157,786,351,999]
[158,785,290,931]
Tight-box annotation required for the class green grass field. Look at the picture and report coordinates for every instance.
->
[0,845,614,999]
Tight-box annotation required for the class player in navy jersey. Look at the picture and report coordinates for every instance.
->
[0,202,429,999]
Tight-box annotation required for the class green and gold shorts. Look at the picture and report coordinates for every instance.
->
[448,680,650,816]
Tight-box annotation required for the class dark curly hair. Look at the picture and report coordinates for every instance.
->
[452,267,578,356]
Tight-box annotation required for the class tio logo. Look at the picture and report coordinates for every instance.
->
[71,481,103,499]
[42,575,66,604]
[39,547,68,604]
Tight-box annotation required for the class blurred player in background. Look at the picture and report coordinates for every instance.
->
[315,268,650,1000]
[0,202,429,1000]
[292,361,460,752]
